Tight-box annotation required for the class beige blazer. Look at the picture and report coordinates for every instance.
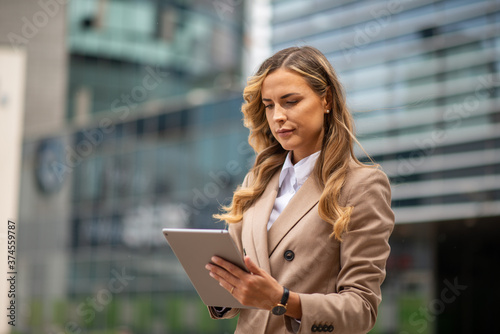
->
[210,161,395,334]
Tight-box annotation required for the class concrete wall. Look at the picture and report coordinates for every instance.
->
[0,44,26,334]
[0,0,70,329]
[0,0,67,137]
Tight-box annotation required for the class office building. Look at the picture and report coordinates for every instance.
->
[10,0,249,332]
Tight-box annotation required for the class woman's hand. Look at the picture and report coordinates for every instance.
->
[205,255,283,311]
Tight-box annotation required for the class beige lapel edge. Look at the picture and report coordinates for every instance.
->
[248,171,280,274]
[267,174,323,257]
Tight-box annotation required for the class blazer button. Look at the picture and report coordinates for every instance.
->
[284,250,295,261]
[328,325,334,332]
[311,325,317,332]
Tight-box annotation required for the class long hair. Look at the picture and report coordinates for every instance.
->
[214,46,371,241]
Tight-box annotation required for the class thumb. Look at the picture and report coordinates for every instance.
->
[244,255,262,275]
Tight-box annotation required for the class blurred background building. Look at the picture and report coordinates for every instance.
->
[0,0,499,333]
[3,0,248,333]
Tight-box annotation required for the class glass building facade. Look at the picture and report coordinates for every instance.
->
[63,95,252,334]
[16,0,249,333]
[269,0,499,333]
[67,0,244,118]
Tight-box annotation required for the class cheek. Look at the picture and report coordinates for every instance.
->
[265,112,277,136]
[265,109,274,124]
[265,111,272,124]
[304,112,325,134]
[306,119,325,143]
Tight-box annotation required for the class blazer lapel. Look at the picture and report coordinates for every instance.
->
[249,171,280,274]
[267,175,323,257]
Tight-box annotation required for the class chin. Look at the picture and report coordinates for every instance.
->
[276,139,295,151]
[278,143,294,152]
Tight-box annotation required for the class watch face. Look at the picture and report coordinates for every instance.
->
[272,305,287,316]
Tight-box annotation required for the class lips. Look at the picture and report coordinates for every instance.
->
[276,128,294,138]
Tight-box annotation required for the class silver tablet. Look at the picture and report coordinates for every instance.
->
[162,228,253,308]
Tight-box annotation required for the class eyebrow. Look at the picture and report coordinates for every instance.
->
[262,93,301,102]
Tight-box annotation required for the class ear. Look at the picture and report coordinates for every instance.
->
[323,87,333,112]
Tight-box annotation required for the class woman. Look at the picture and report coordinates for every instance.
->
[205,46,394,334]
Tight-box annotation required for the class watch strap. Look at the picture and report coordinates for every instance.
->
[280,286,289,306]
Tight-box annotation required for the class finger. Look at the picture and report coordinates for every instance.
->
[219,278,235,293]
[211,256,247,279]
[206,266,240,298]
[206,263,240,287]
[212,271,235,294]
[207,268,226,285]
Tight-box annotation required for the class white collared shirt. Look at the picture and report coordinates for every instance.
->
[267,150,321,230]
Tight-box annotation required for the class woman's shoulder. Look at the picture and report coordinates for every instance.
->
[240,171,254,188]
[342,160,391,197]
[346,159,389,180]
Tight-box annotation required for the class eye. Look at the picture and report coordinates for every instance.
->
[286,100,298,105]
[264,104,274,109]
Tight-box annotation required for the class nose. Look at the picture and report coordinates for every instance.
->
[273,105,286,123]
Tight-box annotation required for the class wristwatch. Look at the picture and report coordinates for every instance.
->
[271,286,289,316]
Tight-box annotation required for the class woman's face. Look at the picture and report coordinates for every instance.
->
[262,68,328,164]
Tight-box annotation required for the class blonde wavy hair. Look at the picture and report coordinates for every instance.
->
[214,46,372,241]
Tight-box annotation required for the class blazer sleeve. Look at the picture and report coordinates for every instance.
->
[207,172,252,320]
[293,167,395,334]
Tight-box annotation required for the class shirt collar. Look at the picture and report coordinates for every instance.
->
[278,150,321,189]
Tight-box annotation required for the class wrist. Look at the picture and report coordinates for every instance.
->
[285,291,302,319]
[271,286,289,316]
